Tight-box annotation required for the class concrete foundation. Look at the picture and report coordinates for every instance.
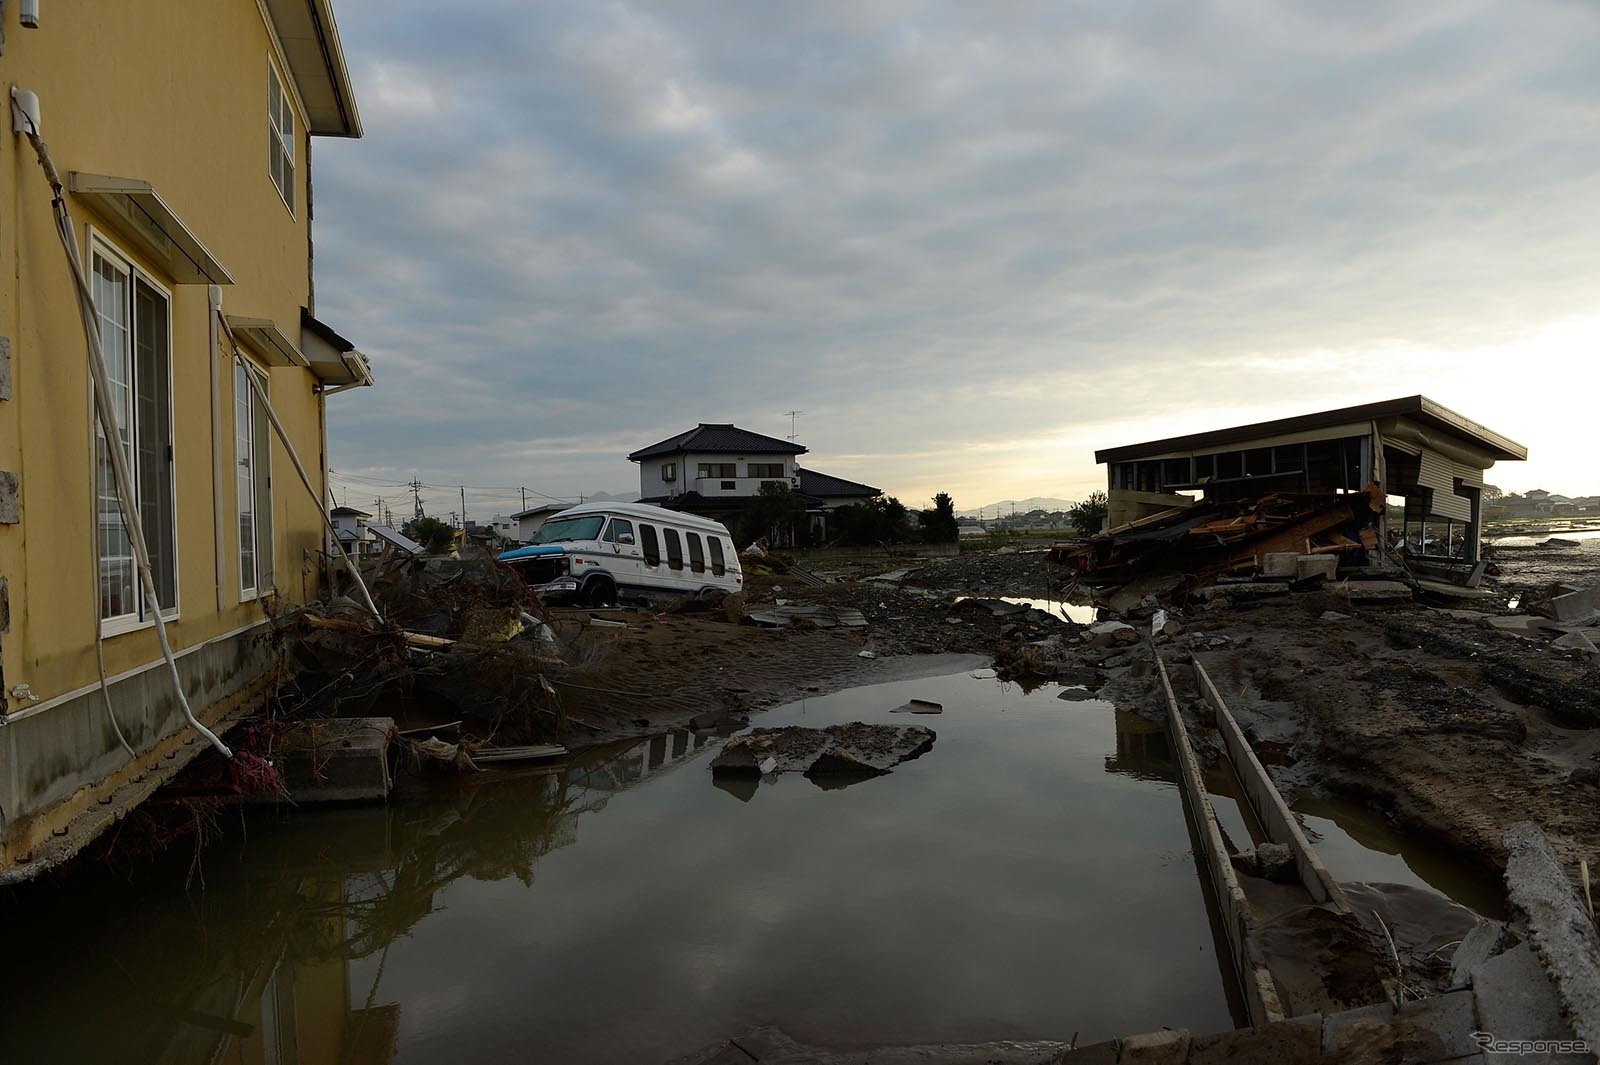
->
[0,620,278,880]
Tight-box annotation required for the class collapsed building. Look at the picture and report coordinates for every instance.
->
[1065,396,1527,586]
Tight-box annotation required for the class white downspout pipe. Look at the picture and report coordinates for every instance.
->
[209,285,226,612]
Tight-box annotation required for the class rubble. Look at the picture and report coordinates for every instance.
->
[710,723,936,780]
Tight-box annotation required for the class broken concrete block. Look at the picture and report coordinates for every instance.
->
[1550,585,1598,624]
[1086,620,1140,648]
[1255,842,1297,883]
[1262,552,1299,578]
[1296,554,1339,582]
[1470,943,1581,1053]
[1449,919,1514,988]
[1320,610,1352,622]
[1339,580,1412,603]
[1552,630,1600,656]
[711,723,935,779]
[1486,615,1557,634]
[1119,1028,1190,1063]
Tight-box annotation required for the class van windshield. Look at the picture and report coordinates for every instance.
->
[530,515,606,544]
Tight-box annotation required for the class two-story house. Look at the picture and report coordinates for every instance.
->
[0,0,371,881]
[628,424,879,543]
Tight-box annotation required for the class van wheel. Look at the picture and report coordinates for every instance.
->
[583,578,618,607]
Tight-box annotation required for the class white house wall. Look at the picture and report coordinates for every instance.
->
[638,451,800,500]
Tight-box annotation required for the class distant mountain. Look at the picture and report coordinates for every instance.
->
[960,496,1077,518]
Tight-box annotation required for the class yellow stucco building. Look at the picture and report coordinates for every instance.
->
[0,0,371,880]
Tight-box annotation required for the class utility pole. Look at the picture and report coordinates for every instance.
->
[784,409,805,442]
[460,485,468,528]
[410,478,424,521]
[520,486,527,513]
[450,510,458,527]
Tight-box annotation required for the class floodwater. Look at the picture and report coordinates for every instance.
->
[0,669,1494,1064]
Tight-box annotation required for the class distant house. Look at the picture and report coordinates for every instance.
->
[627,423,880,543]
[1095,395,1526,563]
[510,503,571,543]
[330,506,373,554]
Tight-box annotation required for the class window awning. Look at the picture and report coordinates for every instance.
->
[67,173,234,286]
[226,316,310,368]
[262,0,363,137]
[301,309,374,389]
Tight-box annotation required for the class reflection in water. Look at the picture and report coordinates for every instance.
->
[2,680,1503,1065]
[2,735,705,1065]
[1104,709,1173,782]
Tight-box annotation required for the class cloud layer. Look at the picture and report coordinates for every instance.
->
[313,0,1600,516]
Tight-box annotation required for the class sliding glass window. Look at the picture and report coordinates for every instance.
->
[91,237,177,630]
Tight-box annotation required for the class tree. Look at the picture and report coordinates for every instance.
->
[918,492,960,543]
[1067,491,1108,536]
[402,515,456,554]
[1482,484,1503,502]
[832,495,915,545]
[737,481,809,547]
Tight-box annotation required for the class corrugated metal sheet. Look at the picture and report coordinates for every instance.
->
[1419,449,1472,521]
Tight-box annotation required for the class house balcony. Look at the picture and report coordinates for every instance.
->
[688,476,799,497]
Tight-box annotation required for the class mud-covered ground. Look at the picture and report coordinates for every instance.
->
[544,540,1597,876]
[540,556,1076,746]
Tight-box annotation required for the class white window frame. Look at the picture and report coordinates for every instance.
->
[235,356,274,601]
[267,58,296,215]
[88,229,180,637]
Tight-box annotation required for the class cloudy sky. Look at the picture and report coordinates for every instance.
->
[314,0,1600,520]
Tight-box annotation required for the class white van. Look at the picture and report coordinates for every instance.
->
[498,501,744,607]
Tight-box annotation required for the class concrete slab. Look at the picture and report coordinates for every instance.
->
[1484,616,1555,634]
[1119,1029,1190,1063]
[1394,990,1484,1061]
[1449,920,1514,989]
[1550,587,1597,624]
[1502,824,1600,1049]
[1188,1016,1320,1063]
[1054,1038,1119,1064]
[1470,943,1588,1064]
[1551,631,1600,656]
[1263,552,1300,578]
[1322,1001,1396,1056]
[277,717,393,802]
[1340,580,1413,603]
[1296,555,1339,582]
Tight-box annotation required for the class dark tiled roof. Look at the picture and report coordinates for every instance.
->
[796,467,880,498]
[628,424,806,461]
[330,506,371,517]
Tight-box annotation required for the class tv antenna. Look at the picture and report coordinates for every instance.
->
[784,409,805,442]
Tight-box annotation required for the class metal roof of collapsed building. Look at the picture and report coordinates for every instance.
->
[629,424,806,461]
[1096,396,1527,465]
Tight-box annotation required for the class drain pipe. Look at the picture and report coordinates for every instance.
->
[14,105,232,758]
[209,286,227,612]
[215,314,381,620]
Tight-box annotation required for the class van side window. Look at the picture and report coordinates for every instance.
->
[664,528,684,570]
[687,532,706,574]
[604,518,634,543]
[709,537,726,576]
[640,524,661,566]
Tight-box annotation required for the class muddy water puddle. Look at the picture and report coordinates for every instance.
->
[1,670,1496,1063]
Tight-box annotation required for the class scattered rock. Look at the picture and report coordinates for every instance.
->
[890,699,943,715]
[1086,620,1140,648]
[1320,610,1353,622]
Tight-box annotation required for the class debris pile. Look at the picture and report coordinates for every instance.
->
[276,548,566,743]
[1049,488,1384,591]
